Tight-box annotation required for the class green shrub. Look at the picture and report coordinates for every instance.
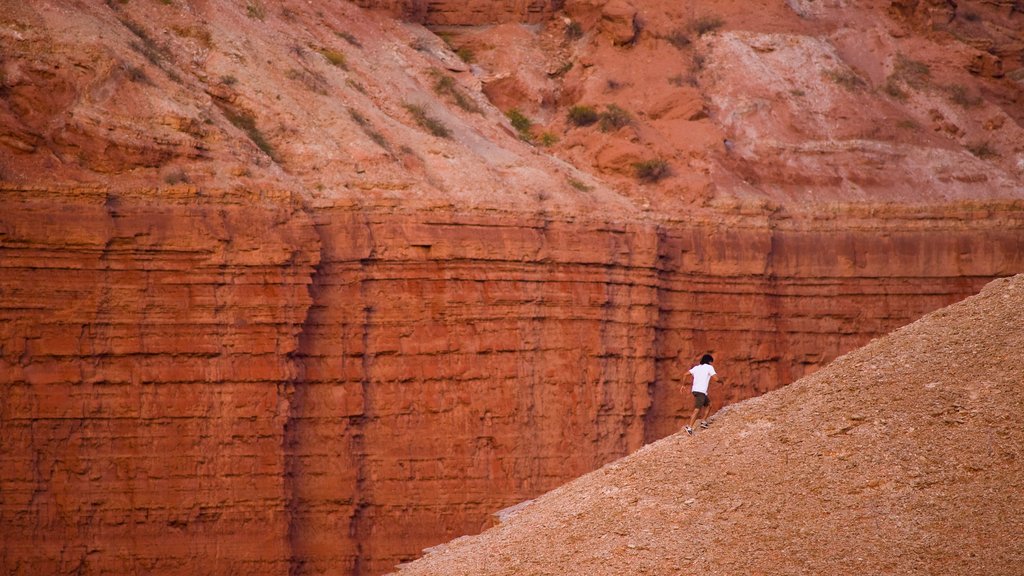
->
[568,105,599,126]
[219,105,277,161]
[318,48,347,69]
[506,109,533,140]
[539,132,558,147]
[432,71,481,113]
[598,104,631,132]
[405,103,451,138]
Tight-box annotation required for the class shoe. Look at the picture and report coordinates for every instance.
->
[700,421,709,429]
[685,426,693,435]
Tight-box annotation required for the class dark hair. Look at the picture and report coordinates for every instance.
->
[700,354,713,365]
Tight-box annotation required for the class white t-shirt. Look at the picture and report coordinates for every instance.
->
[689,364,716,394]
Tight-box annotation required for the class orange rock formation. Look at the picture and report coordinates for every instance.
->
[1,0,1022,574]
[393,273,1024,576]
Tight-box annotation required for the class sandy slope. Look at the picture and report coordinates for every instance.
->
[394,274,1024,575]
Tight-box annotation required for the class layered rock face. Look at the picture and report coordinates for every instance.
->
[0,185,318,574]
[1,1,1023,575]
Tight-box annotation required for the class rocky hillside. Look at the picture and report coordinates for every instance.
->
[394,273,1024,575]
[1,0,1023,575]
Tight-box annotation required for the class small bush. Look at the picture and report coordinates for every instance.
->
[336,31,362,47]
[539,132,558,147]
[405,103,451,138]
[551,61,573,77]
[896,119,920,131]
[455,46,474,63]
[633,159,670,182]
[893,54,930,87]
[690,16,724,36]
[285,68,328,95]
[665,28,691,49]
[319,48,347,69]
[568,105,599,127]
[349,109,389,150]
[246,1,265,20]
[220,74,238,86]
[966,141,998,159]
[949,84,981,108]
[598,104,631,132]
[824,68,866,91]
[568,178,592,191]
[125,64,150,83]
[506,109,533,140]
[565,21,584,40]
[432,71,481,113]
[219,105,277,161]
[883,78,908,101]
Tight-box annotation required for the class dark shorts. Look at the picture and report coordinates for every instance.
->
[693,391,709,409]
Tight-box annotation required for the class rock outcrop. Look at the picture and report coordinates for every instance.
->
[393,273,1024,575]
[1,1,1023,575]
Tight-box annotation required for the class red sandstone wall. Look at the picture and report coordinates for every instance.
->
[0,185,318,575]
[283,202,1024,573]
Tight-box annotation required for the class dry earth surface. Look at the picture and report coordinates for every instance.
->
[395,273,1024,575]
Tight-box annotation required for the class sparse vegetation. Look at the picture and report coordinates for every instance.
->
[220,74,238,86]
[349,109,389,150]
[124,63,150,83]
[285,68,329,95]
[598,104,631,132]
[506,109,533,141]
[949,84,981,108]
[171,25,213,48]
[665,28,691,49]
[893,54,931,87]
[897,119,921,131]
[246,1,266,20]
[346,78,366,93]
[318,48,347,69]
[690,16,724,36]
[824,68,866,91]
[539,132,558,147]
[668,74,694,87]
[121,18,181,83]
[455,46,475,63]
[568,178,592,192]
[336,30,362,48]
[219,105,277,161]
[966,141,998,159]
[551,61,573,77]
[633,159,670,182]
[565,21,584,40]
[568,105,599,127]
[431,71,481,113]
[883,78,908,101]
[404,103,451,138]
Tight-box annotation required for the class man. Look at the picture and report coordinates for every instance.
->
[683,353,716,435]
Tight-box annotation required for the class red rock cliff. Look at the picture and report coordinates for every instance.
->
[1,0,1023,575]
